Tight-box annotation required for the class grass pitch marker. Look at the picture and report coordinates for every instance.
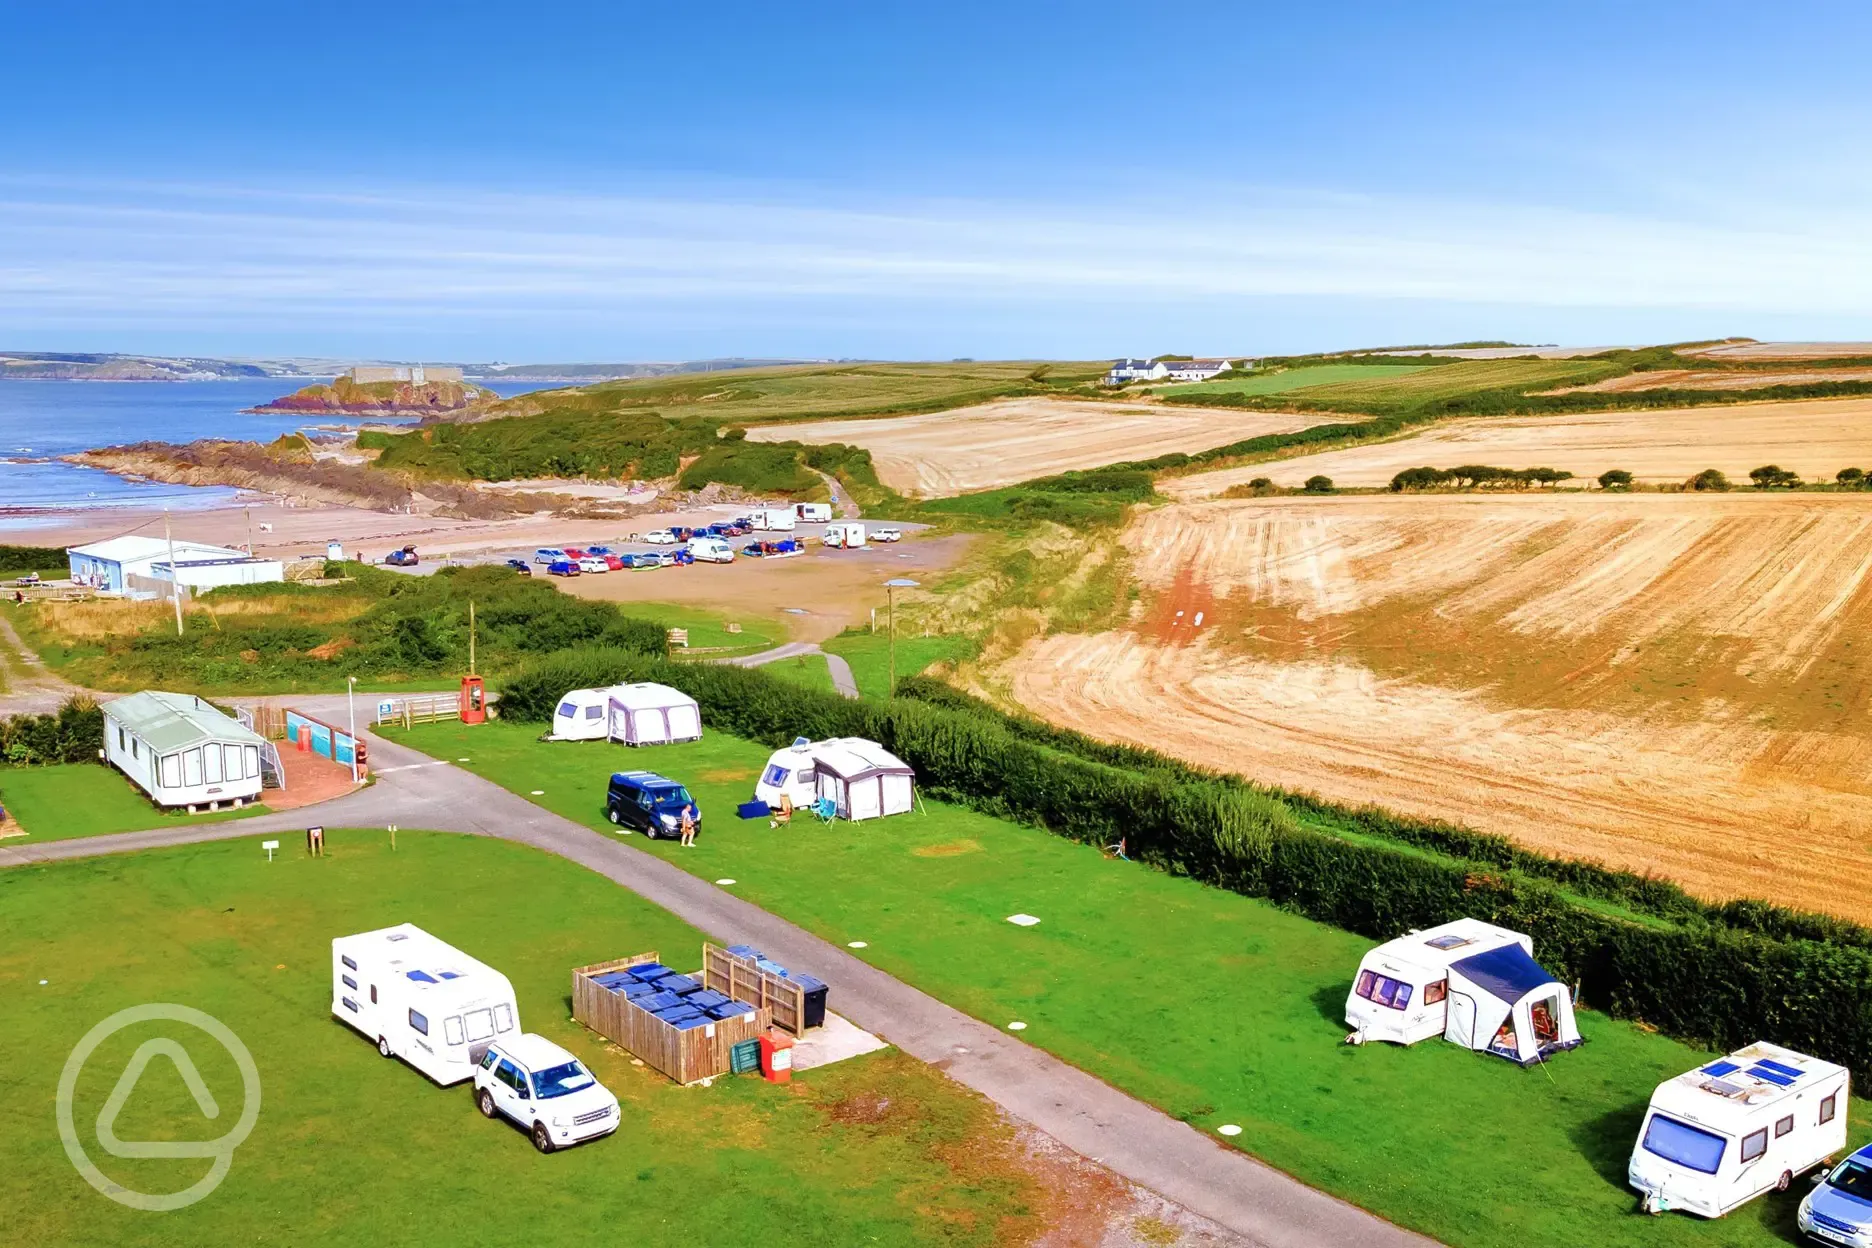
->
[1218,1124,1242,1137]
[715,878,736,886]
[847,941,868,949]
[1006,913,1041,927]
[1007,1021,1028,1031]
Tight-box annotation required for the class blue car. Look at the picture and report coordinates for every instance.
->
[1801,1144,1872,1243]
[586,545,614,556]
[546,559,580,577]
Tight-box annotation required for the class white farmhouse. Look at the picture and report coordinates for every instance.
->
[67,535,283,594]
[1104,358,1241,386]
[104,690,269,810]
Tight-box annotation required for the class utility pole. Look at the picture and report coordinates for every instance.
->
[468,600,476,675]
[883,579,920,698]
[163,509,184,636]
[243,505,253,555]
[347,675,359,785]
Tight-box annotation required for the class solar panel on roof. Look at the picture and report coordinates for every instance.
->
[1701,1060,1740,1078]
[406,969,438,983]
[1755,1058,1804,1079]
[1746,1065,1797,1087]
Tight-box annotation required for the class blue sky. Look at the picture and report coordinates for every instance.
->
[7,1,1872,360]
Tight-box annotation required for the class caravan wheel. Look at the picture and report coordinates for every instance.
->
[1777,1170,1793,1192]
[377,1035,392,1058]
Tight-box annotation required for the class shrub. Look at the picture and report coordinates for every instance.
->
[1750,464,1802,489]
[1688,468,1730,491]
[0,545,68,574]
[0,695,103,766]
[1302,475,1334,493]
[1390,467,1452,491]
[1838,467,1865,487]
[723,426,749,442]
[1248,476,1273,490]
[1598,469,1634,490]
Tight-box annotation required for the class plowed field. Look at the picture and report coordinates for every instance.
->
[1163,396,1872,496]
[749,398,1313,497]
[1010,492,1872,920]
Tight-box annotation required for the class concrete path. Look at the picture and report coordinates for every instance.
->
[728,641,860,699]
[3,718,1433,1248]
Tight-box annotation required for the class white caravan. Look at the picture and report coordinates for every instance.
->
[755,737,821,809]
[823,522,866,549]
[1346,918,1561,1050]
[1630,1042,1849,1218]
[795,502,833,523]
[549,688,613,741]
[332,923,520,1085]
[750,508,797,531]
[474,1033,619,1154]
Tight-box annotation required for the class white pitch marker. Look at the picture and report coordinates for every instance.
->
[530,789,545,796]
[715,878,736,886]
[1218,1124,1242,1137]
[848,941,868,949]
[1007,1021,1027,1031]
[1006,913,1041,927]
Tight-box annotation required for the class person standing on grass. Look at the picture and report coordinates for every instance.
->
[679,803,698,848]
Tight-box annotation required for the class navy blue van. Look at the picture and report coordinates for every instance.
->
[605,771,699,839]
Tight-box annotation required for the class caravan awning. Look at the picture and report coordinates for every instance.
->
[1449,944,1556,1004]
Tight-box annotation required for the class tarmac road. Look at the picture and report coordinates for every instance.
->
[3,705,1436,1248]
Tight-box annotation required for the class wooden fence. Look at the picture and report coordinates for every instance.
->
[703,943,806,1037]
[376,693,461,727]
[572,951,769,1084]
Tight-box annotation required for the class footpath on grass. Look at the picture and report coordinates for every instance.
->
[2,712,1427,1248]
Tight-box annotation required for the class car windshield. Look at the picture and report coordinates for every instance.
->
[655,787,694,807]
[531,1060,596,1099]
[1641,1113,1726,1174]
[1828,1159,1872,1199]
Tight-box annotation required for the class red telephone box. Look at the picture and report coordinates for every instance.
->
[459,675,487,725]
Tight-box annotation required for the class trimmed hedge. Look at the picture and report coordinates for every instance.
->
[503,657,1872,1075]
[0,696,103,766]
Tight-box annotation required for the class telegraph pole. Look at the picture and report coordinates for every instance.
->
[163,509,184,636]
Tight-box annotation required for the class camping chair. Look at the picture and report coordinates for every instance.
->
[1103,837,1129,861]
[811,796,838,825]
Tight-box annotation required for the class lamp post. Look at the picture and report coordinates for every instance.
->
[346,675,359,785]
[883,578,920,697]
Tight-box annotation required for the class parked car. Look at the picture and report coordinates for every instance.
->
[872,527,903,543]
[686,537,734,564]
[474,1034,618,1154]
[665,547,694,566]
[534,548,566,564]
[505,559,532,576]
[605,770,700,839]
[547,560,580,577]
[585,545,614,556]
[576,556,608,574]
[1800,1142,1872,1243]
[564,547,589,560]
[642,529,677,545]
[602,554,626,570]
[384,545,419,566]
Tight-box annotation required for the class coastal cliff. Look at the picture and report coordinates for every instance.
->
[248,376,496,416]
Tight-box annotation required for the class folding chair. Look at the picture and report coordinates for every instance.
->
[812,796,839,824]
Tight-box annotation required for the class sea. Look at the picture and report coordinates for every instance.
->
[0,379,546,529]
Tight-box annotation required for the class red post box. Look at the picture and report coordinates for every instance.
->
[759,1031,795,1084]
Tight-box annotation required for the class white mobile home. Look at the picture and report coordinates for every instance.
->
[1345,918,1581,1064]
[812,737,915,821]
[103,690,267,810]
[755,737,820,809]
[605,682,702,746]
[1629,1042,1849,1218]
[332,923,521,1085]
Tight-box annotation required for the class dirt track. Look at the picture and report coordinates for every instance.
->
[1164,396,1872,496]
[748,398,1312,497]
[1008,492,1872,921]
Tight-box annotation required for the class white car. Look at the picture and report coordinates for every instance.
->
[576,556,609,574]
[872,527,902,543]
[641,529,677,545]
[474,1034,619,1153]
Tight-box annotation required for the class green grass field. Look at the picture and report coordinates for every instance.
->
[645,601,784,659]
[1156,363,1431,398]
[758,651,837,694]
[822,632,974,699]
[391,720,1851,1248]
[1260,358,1619,412]
[0,763,265,841]
[3,832,1058,1247]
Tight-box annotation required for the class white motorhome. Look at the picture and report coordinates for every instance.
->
[750,508,797,532]
[332,923,521,1085]
[1345,918,1581,1065]
[795,503,833,523]
[1629,1042,1849,1218]
[823,522,866,550]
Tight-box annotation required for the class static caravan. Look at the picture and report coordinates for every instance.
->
[822,522,866,550]
[1345,918,1581,1065]
[103,690,267,810]
[606,682,702,746]
[750,508,797,532]
[549,688,613,741]
[795,503,833,523]
[331,923,521,1085]
[1629,1042,1849,1218]
[811,737,915,821]
[755,738,820,808]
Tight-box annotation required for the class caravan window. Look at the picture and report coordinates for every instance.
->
[1740,1129,1768,1163]
[445,1016,466,1046]
[224,744,244,779]
[1424,979,1448,1005]
[118,727,126,751]
[203,744,223,784]
[342,974,357,990]
[585,704,603,719]
[1641,1114,1726,1174]
[763,764,791,787]
[494,1003,515,1032]
[409,1009,429,1036]
[464,1008,495,1041]
[1822,1093,1839,1124]
[244,745,260,779]
[183,748,203,788]
[1775,1115,1794,1138]
[159,754,181,788]
[1355,970,1413,1010]
[557,701,578,719]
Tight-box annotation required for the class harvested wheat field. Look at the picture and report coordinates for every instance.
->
[748,398,1311,497]
[1010,491,1872,921]
[1551,369,1872,394]
[1165,396,1872,497]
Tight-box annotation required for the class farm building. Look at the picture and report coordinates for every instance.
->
[104,690,270,809]
[1103,358,1238,385]
[66,535,283,594]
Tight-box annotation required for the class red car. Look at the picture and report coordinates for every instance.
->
[603,554,626,570]
[564,547,589,560]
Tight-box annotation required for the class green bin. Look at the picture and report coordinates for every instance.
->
[730,1038,762,1075]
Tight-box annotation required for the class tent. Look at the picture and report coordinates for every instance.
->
[549,688,613,741]
[755,738,820,809]
[811,737,915,821]
[1442,942,1582,1065]
[606,683,702,746]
